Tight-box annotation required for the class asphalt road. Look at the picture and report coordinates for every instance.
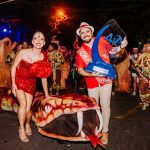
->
[0,92,150,150]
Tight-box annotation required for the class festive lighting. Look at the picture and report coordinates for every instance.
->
[57,10,64,17]
[3,28,8,32]
[0,23,10,38]
[0,28,9,39]
[48,9,69,30]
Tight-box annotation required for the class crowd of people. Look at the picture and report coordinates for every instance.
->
[128,44,150,110]
[1,22,149,145]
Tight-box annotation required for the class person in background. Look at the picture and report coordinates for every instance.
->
[11,31,52,142]
[47,42,64,87]
[22,41,29,49]
[51,35,60,46]
[60,50,71,89]
[5,43,17,69]
[5,42,25,68]
[134,43,150,110]
[75,22,128,144]
[129,47,139,96]
[15,43,23,55]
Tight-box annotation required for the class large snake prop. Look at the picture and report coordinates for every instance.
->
[0,87,104,148]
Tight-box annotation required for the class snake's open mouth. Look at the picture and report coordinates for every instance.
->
[32,94,103,142]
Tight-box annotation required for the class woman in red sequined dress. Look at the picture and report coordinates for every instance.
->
[11,31,52,142]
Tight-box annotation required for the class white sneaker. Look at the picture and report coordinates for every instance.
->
[142,103,149,110]
[132,92,136,96]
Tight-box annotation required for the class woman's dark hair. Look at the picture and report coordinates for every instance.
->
[32,31,45,40]
[48,42,58,50]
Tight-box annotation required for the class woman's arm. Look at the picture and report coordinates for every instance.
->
[11,51,23,96]
[41,78,49,99]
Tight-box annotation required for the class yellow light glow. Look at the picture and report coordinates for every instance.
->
[57,10,64,17]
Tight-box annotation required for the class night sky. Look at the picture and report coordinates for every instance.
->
[0,0,150,50]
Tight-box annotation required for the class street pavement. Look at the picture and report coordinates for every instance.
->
[0,91,150,150]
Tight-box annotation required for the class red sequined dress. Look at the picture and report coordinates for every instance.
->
[15,51,52,95]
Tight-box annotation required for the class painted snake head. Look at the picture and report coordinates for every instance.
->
[32,93,104,148]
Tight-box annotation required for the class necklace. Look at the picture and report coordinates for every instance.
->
[27,49,42,63]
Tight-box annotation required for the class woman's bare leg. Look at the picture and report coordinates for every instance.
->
[16,90,29,142]
[25,93,33,135]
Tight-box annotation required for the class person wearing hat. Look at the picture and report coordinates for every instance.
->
[75,22,128,144]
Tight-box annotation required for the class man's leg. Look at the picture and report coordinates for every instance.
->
[99,83,112,132]
[87,87,99,104]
